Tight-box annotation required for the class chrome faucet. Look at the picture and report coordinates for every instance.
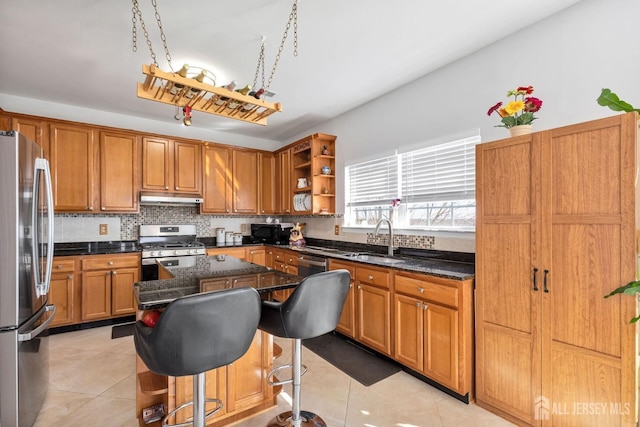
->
[374,218,394,256]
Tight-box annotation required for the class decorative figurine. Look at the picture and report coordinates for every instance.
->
[289,223,306,247]
[322,145,330,156]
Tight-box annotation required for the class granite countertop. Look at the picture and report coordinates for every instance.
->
[277,240,475,281]
[53,241,141,256]
[135,255,303,310]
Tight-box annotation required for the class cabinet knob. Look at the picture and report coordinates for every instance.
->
[56,265,62,269]
[226,209,230,212]
[423,303,428,311]
[368,275,373,281]
[415,302,421,308]
[165,186,169,190]
[112,271,117,275]
[101,207,105,211]
[67,274,73,279]
[88,206,93,211]
[175,187,179,190]
[418,287,424,293]
[108,261,114,265]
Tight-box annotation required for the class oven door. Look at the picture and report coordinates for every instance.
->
[297,254,327,277]
[141,256,199,281]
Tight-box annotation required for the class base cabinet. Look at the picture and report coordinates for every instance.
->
[136,330,275,427]
[329,260,356,337]
[393,271,473,395]
[50,257,80,327]
[81,254,140,321]
[475,113,639,426]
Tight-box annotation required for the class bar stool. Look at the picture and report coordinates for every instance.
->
[259,270,350,427]
[134,287,261,427]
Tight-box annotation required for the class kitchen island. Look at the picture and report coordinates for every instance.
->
[133,255,303,427]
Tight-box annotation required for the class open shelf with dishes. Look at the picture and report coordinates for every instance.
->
[291,133,336,214]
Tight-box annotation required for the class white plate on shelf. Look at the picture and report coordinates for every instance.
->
[304,194,311,210]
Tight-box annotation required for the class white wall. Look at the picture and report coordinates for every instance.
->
[292,0,640,250]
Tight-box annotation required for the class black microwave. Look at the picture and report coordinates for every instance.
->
[250,223,294,245]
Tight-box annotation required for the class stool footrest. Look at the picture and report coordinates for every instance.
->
[267,363,308,386]
[162,398,223,427]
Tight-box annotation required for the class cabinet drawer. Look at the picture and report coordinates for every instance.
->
[285,252,299,266]
[82,254,140,270]
[356,266,390,289]
[52,258,76,273]
[329,260,356,278]
[394,273,458,308]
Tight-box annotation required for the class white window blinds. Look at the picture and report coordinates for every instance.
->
[346,155,399,207]
[401,136,480,203]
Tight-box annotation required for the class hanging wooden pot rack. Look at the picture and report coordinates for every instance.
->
[137,64,283,126]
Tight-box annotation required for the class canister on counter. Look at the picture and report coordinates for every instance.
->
[225,231,234,243]
[234,233,243,244]
[216,228,225,242]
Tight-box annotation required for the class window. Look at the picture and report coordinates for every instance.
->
[345,135,480,230]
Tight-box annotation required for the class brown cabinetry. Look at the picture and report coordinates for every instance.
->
[275,148,292,214]
[475,113,638,426]
[356,265,391,355]
[329,259,391,355]
[49,123,97,212]
[81,254,140,321]
[259,152,276,215]
[99,131,140,212]
[49,123,140,212]
[11,116,49,155]
[201,144,232,214]
[232,150,259,214]
[50,257,80,327]
[201,146,262,215]
[138,330,274,427]
[328,260,356,338]
[290,133,336,215]
[393,271,473,395]
[142,137,202,194]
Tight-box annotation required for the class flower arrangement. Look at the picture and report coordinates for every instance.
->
[487,85,543,128]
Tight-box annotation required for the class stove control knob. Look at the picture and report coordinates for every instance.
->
[174,250,178,256]
[150,251,157,257]
[157,251,163,257]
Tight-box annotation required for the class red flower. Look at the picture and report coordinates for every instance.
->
[518,85,534,94]
[487,102,503,116]
[524,97,543,112]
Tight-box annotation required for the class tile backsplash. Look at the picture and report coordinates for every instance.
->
[53,206,474,252]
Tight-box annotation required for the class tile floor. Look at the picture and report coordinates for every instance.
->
[35,325,514,427]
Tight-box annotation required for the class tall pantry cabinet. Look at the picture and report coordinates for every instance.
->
[475,113,638,426]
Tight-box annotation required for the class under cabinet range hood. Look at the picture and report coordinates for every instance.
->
[140,193,203,207]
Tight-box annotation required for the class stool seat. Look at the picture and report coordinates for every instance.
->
[135,287,261,427]
[259,270,350,427]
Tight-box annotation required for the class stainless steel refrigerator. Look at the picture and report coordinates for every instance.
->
[0,131,56,427]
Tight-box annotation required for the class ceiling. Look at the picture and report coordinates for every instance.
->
[0,0,583,143]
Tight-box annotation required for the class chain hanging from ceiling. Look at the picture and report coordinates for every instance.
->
[131,0,175,73]
[253,0,299,93]
[130,0,298,126]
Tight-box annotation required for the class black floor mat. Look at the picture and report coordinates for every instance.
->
[111,322,135,339]
[302,333,400,386]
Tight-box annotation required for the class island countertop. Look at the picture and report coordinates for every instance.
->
[135,255,303,310]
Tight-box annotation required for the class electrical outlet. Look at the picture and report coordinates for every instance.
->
[240,223,248,233]
[334,225,340,235]
[99,224,108,235]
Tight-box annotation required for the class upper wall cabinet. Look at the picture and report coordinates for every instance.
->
[11,117,49,156]
[49,123,97,212]
[49,123,141,213]
[201,144,232,214]
[232,149,259,214]
[259,152,276,215]
[142,137,202,195]
[99,131,141,212]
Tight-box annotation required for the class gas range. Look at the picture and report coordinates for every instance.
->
[139,224,206,259]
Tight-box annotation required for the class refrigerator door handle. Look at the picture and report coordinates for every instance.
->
[18,304,56,342]
[33,157,55,297]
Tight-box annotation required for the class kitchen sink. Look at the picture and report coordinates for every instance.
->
[340,252,406,265]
